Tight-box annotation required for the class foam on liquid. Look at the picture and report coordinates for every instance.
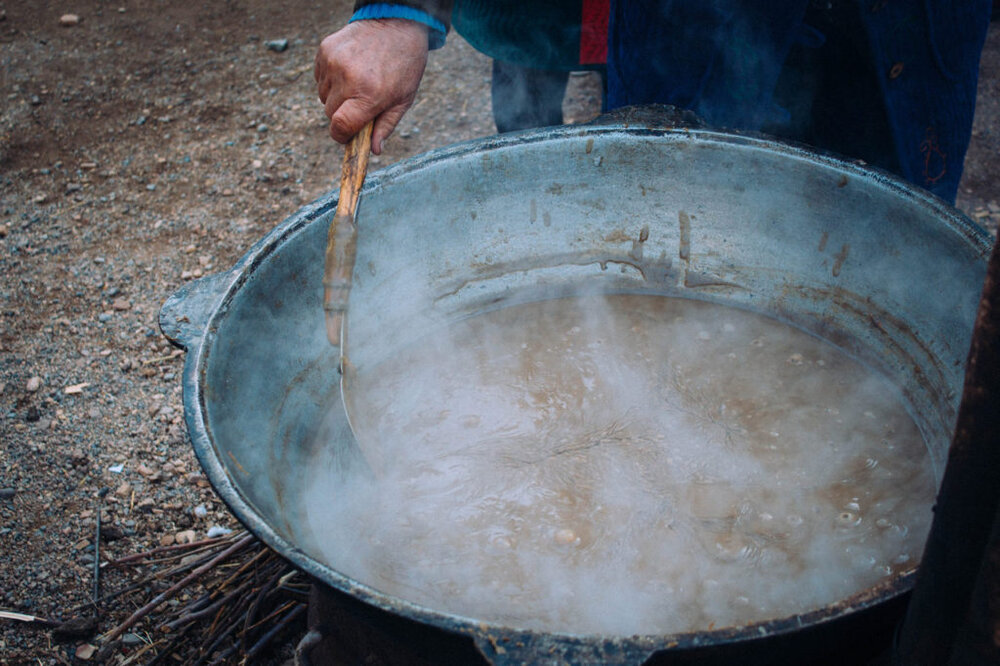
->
[301,294,934,635]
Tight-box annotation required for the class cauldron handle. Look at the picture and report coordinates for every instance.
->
[159,270,233,350]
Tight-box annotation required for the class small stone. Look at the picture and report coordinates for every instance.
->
[32,193,47,204]
[65,182,82,194]
[146,183,156,191]
[159,533,176,547]
[265,38,289,52]
[175,529,197,544]
[0,224,8,237]
[100,525,125,542]
[0,488,15,500]
[256,123,268,133]
[26,376,42,392]
[59,14,81,26]
[193,504,208,518]
[112,298,131,311]
[136,497,156,513]
[206,525,232,538]
[52,616,98,642]
[114,482,131,497]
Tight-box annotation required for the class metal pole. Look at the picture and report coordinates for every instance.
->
[896,233,1000,664]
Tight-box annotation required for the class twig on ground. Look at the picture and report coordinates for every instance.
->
[100,533,255,643]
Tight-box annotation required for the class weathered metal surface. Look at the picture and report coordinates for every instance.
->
[160,109,992,664]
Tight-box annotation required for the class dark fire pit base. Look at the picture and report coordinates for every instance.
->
[298,581,904,666]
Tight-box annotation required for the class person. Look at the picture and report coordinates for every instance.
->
[315,1,991,203]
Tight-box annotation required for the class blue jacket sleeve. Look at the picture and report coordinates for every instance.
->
[351,2,450,50]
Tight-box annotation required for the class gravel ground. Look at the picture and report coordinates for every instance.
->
[0,3,997,663]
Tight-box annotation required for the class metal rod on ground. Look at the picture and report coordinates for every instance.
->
[93,487,108,608]
[895,233,1000,664]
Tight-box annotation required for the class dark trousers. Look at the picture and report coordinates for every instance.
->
[490,60,570,133]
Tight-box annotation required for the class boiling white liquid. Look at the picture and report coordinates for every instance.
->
[302,294,934,635]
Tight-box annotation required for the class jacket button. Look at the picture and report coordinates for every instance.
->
[889,62,905,79]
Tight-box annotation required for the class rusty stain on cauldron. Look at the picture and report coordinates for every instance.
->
[603,229,632,243]
[678,210,692,261]
[832,244,850,277]
[818,231,829,252]
[451,252,655,292]
[227,450,248,476]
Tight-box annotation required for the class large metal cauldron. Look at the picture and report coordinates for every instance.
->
[160,108,991,664]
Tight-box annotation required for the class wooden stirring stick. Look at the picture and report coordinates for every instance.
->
[323,120,374,348]
[323,121,382,475]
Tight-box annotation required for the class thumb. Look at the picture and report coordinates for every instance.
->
[329,98,377,145]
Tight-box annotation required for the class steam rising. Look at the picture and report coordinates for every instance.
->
[300,294,934,635]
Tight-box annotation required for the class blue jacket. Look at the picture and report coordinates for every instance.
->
[606,0,991,203]
[357,1,991,203]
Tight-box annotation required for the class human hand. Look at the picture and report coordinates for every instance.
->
[315,19,429,154]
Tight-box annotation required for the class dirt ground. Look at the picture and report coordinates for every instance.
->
[0,2,997,663]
